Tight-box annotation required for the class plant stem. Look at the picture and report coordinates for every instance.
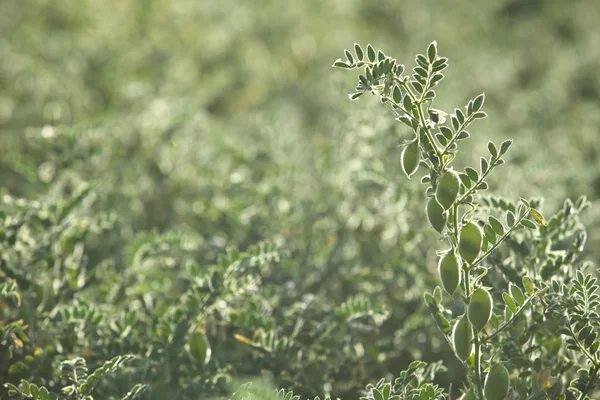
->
[474,334,485,400]
[401,81,442,159]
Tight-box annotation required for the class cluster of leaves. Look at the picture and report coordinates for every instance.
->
[335,42,598,399]
[2,1,600,399]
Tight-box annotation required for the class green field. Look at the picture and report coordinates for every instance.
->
[1,1,600,399]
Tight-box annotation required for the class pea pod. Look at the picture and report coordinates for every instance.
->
[401,140,420,178]
[426,198,447,233]
[452,316,473,361]
[435,171,460,210]
[484,363,510,400]
[438,252,461,295]
[188,331,211,365]
[468,287,493,332]
[459,222,482,264]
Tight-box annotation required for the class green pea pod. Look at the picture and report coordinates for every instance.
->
[468,287,493,332]
[426,198,447,233]
[484,363,510,400]
[452,316,473,361]
[401,140,420,178]
[459,222,482,264]
[435,171,460,210]
[438,252,461,295]
[188,331,211,365]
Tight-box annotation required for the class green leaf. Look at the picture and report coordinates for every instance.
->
[473,111,487,119]
[503,293,518,313]
[344,50,354,65]
[473,93,485,112]
[520,219,536,229]
[488,141,498,158]
[359,75,369,87]
[488,216,504,235]
[354,43,364,61]
[396,64,405,75]
[500,139,513,155]
[451,116,459,131]
[333,60,351,69]
[412,81,423,94]
[522,276,535,295]
[393,86,402,103]
[367,44,376,62]
[480,157,489,174]
[484,224,497,244]
[440,126,453,139]
[373,388,385,400]
[506,211,515,227]
[416,54,428,68]
[382,383,391,400]
[465,167,478,182]
[414,66,428,77]
[509,283,525,305]
[427,41,437,63]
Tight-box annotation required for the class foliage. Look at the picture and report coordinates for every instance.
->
[1,1,600,400]
[335,41,597,399]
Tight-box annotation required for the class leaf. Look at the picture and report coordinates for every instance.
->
[344,50,354,65]
[473,111,487,119]
[488,216,504,235]
[333,60,351,69]
[530,209,546,226]
[503,293,518,313]
[465,167,479,182]
[521,219,536,229]
[522,276,535,295]
[500,139,513,155]
[367,44,376,62]
[401,140,421,178]
[451,116,459,131]
[359,75,369,87]
[348,92,363,101]
[473,93,485,112]
[412,81,423,94]
[506,211,515,227]
[480,157,489,174]
[484,224,497,244]
[354,43,364,61]
[509,283,525,305]
[440,126,453,139]
[373,388,384,400]
[427,41,437,63]
[488,142,498,158]
[393,86,402,103]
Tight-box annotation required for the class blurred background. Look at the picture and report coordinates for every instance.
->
[1,0,599,398]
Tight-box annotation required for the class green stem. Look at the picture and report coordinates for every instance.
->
[474,334,485,400]
[401,81,442,159]
[441,116,473,156]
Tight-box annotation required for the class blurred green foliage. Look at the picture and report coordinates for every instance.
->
[0,0,599,399]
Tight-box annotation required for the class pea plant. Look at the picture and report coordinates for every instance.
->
[334,42,597,399]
